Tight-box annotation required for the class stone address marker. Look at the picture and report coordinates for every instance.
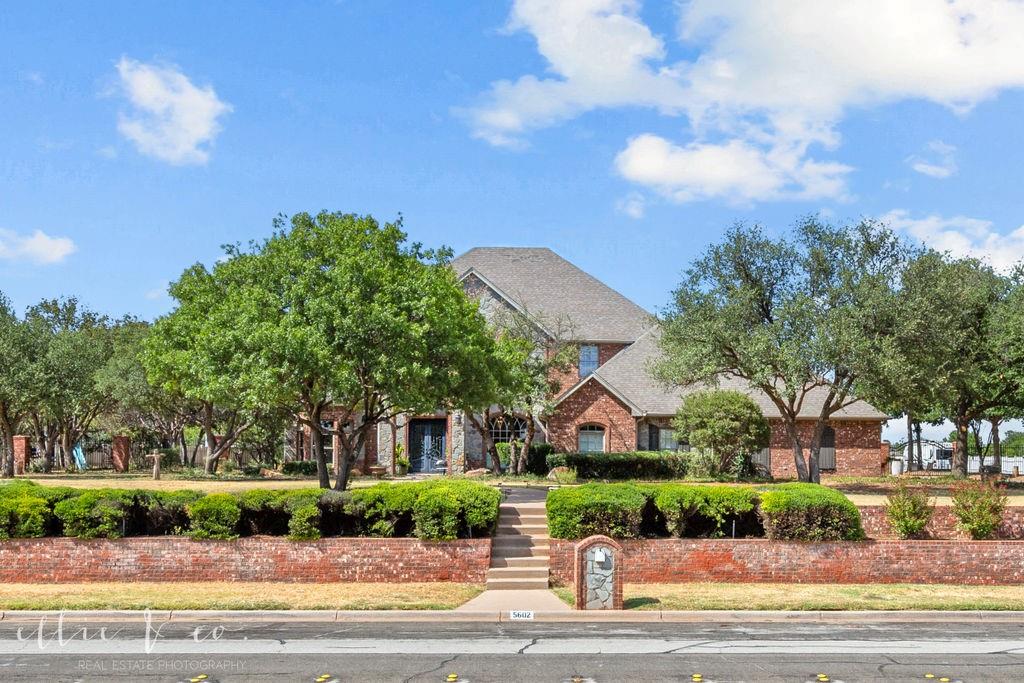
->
[573,535,623,610]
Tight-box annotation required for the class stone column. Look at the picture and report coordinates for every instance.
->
[13,435,30,475]
[112,435,130,473]
[573,535,624,610]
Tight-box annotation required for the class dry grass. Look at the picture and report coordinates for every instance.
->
[613,583,1024,611]
[0,582,483,611]
[20,476,392,494]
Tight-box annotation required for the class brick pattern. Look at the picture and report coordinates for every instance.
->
[12,435,30,475]
[0,537,491,583]
[767,419,884,478]
[550,538,1024,586]
[549,343,629,397]
[859,505,1024,540]
[111,435,130,473]
[548,379,636,453]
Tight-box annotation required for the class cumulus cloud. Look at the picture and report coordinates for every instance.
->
[907,140,958,179]
[465,0,1024,204]
[0,229,76,265]
[115,57,232,165]
[882,209,1024,272]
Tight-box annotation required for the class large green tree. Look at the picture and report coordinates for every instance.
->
[656,218,908,483]
[0,294,40,477]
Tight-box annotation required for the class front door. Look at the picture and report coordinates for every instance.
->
[408,419,447,473]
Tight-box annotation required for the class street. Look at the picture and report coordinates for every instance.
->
[0,617,1022,682]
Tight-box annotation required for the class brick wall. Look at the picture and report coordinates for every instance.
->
[860,505,1024,540]
[0,537,491,583]
[12,435,30,475]
[548,379,636,453]
[768,419,884,479]
[550,538,1024,586]
[549,343,629,398]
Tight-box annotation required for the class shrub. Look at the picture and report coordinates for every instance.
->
[281,461,321,476]
[237,489,290,536]
[546,451,687,480]
[0,495,50,539]
[950,480,1007,540]
[410,481,501,540]
[758,483,864,541]
[495,442,512,468]
[281,489,324,540]
[412,485,461,540]
[526,443,555,476]
[350,482,420,537]
[654,485,760,537]
[54,489,137,539]
[547,483,649,539]
[147,490,204,535]
[673,390,770,477]
[884,483,934,539]
[186,494,241,540]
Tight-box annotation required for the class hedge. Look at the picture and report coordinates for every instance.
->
[546,451,688,480]
[497,442,555,476]
[0,480,500,542]
[547,482,864,541]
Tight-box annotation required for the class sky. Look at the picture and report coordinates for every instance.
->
[4,0,1024,442]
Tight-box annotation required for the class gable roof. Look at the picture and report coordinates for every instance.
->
[564,328,889,420]
[451,247,652,343]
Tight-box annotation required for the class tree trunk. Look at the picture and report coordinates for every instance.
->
[784,418,809,482]
[467,411,499,475]
[952,416,970,478]
[333,420,369,491]
[518,414,537,475]
[0,409,14,478]
[178,431,189,467]
[905,414,914,470]
[807,420,824,485]
[991,417,1002,477]
[60,430,75,472]
[913,420,923,470]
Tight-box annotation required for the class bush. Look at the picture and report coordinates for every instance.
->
[281,489,324,540]
[653,485,760,538]
[547,483,649,539]
[411,480,501,540]
[884,483,934,539]
[758,483,864,541]
[147,490,204,535]
[0,495,50,539]
[673,390,770,477]
[54,489,137,539]
[281,461,321,476]
[546,452,687,480]
[350,482,421,537]
[951,480,1006,540]
[412,485,461,541]
[237,489,290,536]
[495,442,554,475]
[186,494,241,540]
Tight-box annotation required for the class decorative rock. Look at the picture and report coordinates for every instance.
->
[464,468,490,478]
[260,468,284,479]
[547,466,572,481]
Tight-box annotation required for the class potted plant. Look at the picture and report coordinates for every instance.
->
[394,444,410,476]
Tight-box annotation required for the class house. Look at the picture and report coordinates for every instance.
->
[319,247,889,478]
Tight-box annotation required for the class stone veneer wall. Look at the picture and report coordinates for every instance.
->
[549,538,1024,586]
[767,419,885,478]
[0,537,491,583]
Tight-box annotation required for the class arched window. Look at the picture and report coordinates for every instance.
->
[488,415,529,443]
[819,426,836,471]
[578,424,606,453]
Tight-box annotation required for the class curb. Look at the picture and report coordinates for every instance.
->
[2,609,1022,623]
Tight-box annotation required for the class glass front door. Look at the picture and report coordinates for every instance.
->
[409,419,447,473]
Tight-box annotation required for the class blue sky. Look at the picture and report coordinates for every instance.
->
[4,1,1024,439]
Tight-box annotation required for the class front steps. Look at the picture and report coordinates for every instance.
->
[486,501,550,590]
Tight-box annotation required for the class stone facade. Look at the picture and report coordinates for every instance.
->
[767,419,884,478]
[548,380,637,453]
[573,535,624,610]
[0,537,491,583]
[550,538,1024,586]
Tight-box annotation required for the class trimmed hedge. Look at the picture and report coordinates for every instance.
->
[547,482,863,541]
[758,483,865,541]
[0,480,501,542]
[546,451,688,480]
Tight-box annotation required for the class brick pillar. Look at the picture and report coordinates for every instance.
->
[13,436,30,475]
[214,435,231,464]
[112,435,130,473]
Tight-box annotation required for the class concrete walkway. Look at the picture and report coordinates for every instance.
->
[456,588,569,612]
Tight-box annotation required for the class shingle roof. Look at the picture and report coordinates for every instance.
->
[580,328,889,420]
[451,247,652,343]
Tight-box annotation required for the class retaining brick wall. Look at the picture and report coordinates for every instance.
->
[549,538,1024,586]
[859,505,1024,540]
[0,537,491,583]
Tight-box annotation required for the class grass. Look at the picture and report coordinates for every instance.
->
[20,475,403,493]
[0,583,483,611]
[553,583,1024,610]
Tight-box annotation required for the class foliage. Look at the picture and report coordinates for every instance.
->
[186,493,241,540]
[54,489,136,539]
[673,390,770,477]
[546,451,688,480]
[758,483,865,541]
[147,489,204,535]
[884,483,934,539]
[950,480,1007,540]
[281,461,321,477]
[546,483,650,539]
[653,484,760,538]
[0,494,50,539]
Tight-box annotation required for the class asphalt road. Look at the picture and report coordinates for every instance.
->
[1,618,1022,682]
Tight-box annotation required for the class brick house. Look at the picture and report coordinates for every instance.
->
[314,247,888,478]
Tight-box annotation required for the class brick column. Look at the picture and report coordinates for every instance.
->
[13,436,30,475]
[112,435,130,473]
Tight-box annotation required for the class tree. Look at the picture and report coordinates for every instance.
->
[0,294,39,477]
[656,218,908,483]
[673,389,770,475]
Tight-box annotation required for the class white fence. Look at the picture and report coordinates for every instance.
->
[920,455,1024,475]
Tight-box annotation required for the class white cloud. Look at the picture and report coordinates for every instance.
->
[882,209,1024,272]
[466,1,1024,203]
[115,57,232,165]
[615,191,647,219]
[0,229,76,265]
[144,281,170,300]
[907,140,957,179]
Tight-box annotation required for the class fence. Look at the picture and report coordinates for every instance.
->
[925,455,1024,475]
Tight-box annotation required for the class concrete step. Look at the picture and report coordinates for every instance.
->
[492,545,550,559]
[492,536,549,548]
[486,566,549,580]
[485,577,550,590]
[498,512,547,522]
[496,523,549,536]
[489,556,550,569]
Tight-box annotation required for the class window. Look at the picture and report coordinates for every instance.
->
[488,415,529,443]
[320,420,335,461]
[647,426,681,451]
[819,426,836,471]
[579,344,599,376]
[578,425,605,453]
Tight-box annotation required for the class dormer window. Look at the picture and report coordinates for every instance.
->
[579,344,599,376]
